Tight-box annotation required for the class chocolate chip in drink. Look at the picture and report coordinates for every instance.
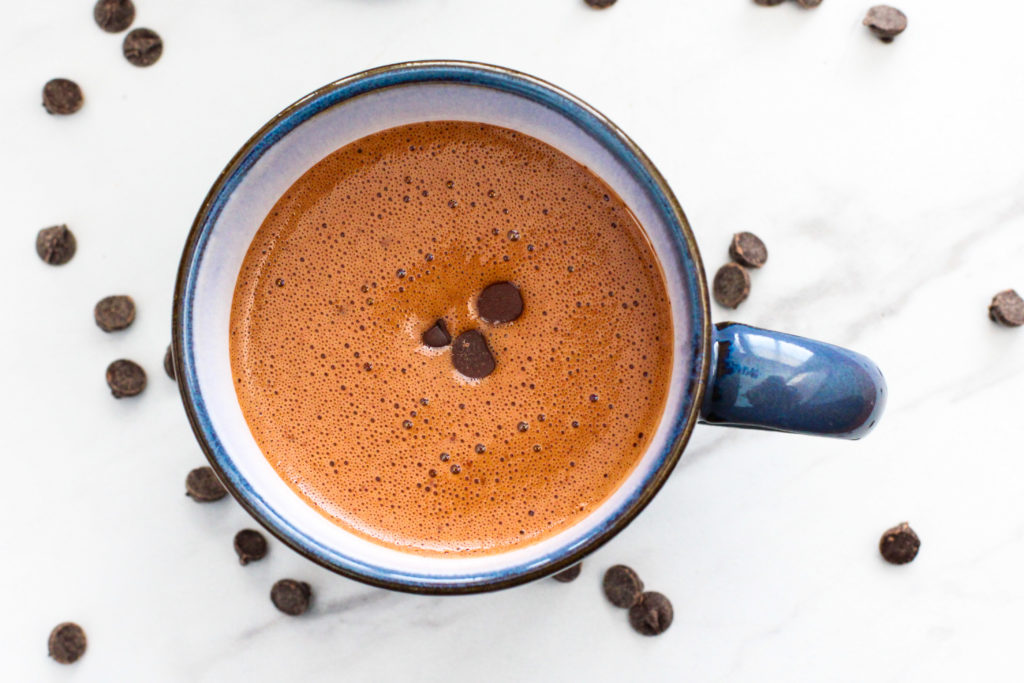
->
[477,281,523,324]
[729,232,768,268]
[94,295,136,332]
[879,522,920,564]
[185,466,227,502]
[712,262,751,309]
[234,529,268,565]
[451,330,496,379]
[123,28,163,66]
[271,579,312,616]
[164,345,176,379]
[106,359,146,398]
[422,319,451,347]
[603,564,644,608]
[48,622,87,664]
[36,224,77,265]
[628,592,674,636]
[42,79,83,115]
[989,289,1024,327]
[93,0,135,33]
[552,563,582,583]
[863,6,907,41]
[584,0,617,8]
[796,0,823,7]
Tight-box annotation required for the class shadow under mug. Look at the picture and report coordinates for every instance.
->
[173,61,886,594]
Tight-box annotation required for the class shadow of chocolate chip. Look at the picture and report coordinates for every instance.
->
[603,565,644,608]
[94,295,136,332]
[42,80,83,115]
[94,0,135,33]
[628,592,673,636]
[477,281,523,324]
[422,319,451,347]
[879,522,920,564]
[234,529,268,565]
[48,622,86,664]
[164,345,176,379]
[452,330,496,379]
[271,579,312,616]
[552,562,582,583]
[123,27,163,66]
[185,466,227,502]
[36,224,77,265]
[106,359,146,397]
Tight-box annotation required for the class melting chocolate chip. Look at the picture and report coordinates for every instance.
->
[42,79,83,115]
[185,466,227,502]
[234,529,268,565]
[271,579,312,616]
[35,224,77,265]
[452,330,496,379]
[603,565,644,608]
[93,0,135,33]
[123,27,163,66]
[164,345,176,379]
[94,295,136,332]
[989,289,1024,327]
[106,359,146,398]
[729,232,768,268]
[552,562,582,583]
[628,592,674,636]
[477,281,523,324]
[712,263,751,309]
[422,319,452,347]
[863,6,907,41]
[879,522,920,564]
[48,622,86,664]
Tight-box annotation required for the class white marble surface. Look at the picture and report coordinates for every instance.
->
[3,0,1023,680]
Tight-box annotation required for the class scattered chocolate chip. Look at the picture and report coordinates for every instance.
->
[989,289,1024,327]
[452,330,496,379]
[753,0,786,5]
[105,359,146,398]
[729,232,768,269]
[584,0,617,7]
[796,0,823,7]
[603,565,644,608]
[185,466,227,502]
[863,6,907,41]
[552,563,582,583]
[35,224,77,265]
[48,622,86,664]
[164,345,176,379]
[123,27,163,67]
[477,281,523,324]
[42,79,83,115]
[879,522,920,565]
[93,0,135,33]
[271,579,312,616]
[234,529,268,565]
[94,295,136,332]
[712,262,751,309]
[628,592,674,636]
[422,319,451,347]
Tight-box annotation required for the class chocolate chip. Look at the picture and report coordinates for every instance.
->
[863,6,907,41]
[105,359,146,398]
[584,0,617,7]
[164,345,176,379]
[93,0,135,33]
[729,232,768,268]
[42,79,83,115]
[712,263,751,309]
[753,0,786,5]
[48,622,86,664]
[989,289,1024,327]
[271,579,312,616]
[552,563,582,583]
[879,522,920,564]
[94,295,136,332]
[123,28,163,67]
[422,319,451,347]
[234,529,268,565]
[185,466,227,502]
[452,330,496,379]
[628,592,674,636]
[35,224,77,265]
[603,565,644,608]
[796,0,823,7]
[477,281,523,324]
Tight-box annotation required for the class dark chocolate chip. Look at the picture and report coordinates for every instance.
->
[584,0,617,7]
[796,0,823,7]
[234,529,268,565]
[35,224,77,265]
[422,319,451,347]
[271,579,312,616]
[105,359,146,398]
[42,79,83,115]
[628,592,674,636]
[185,466,227,502]
[863,6,907,41]
[93,0,135,33]
[989,289,1024,327]
[94,295,136,332]
[603,565,644,608]
[753,0,786,5]
[552,563,582,583]
[164,345,176,379]
[48,622,87,664]
[729,232,768,269]
[477,281,523,324]
[879,522,920,565]
[452,330,496,379]
[712,263,751,309]
[123,27,163,67]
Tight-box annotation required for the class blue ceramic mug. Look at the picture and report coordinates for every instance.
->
[173,61,886,594]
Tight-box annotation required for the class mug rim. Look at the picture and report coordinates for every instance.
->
[172,60,712,594]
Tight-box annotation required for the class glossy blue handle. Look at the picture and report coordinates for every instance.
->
[699,323,886,439]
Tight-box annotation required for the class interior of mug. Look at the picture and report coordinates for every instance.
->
[177,63,707,591]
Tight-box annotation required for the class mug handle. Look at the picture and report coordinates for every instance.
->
[699,323,886,439]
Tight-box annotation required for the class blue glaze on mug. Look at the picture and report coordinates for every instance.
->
[700,323,886,439]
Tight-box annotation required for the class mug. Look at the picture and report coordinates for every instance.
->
[173,61,886,594]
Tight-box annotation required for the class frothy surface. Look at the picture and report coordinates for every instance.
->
[229,121,673,555]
